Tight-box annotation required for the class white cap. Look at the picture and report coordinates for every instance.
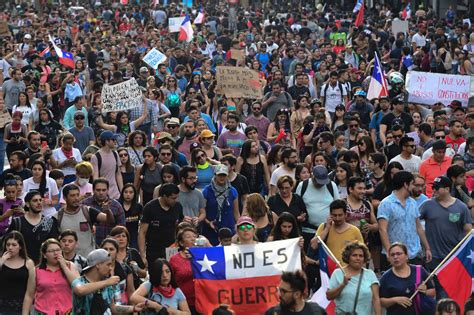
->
[24,34,32,39]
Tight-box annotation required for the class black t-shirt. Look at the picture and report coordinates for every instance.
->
[465,299,474,313]
[141,199,183,258]
[267,193,307,225]
[230,174,250,214]
[384,142,401,162]
[8,215,59,264]
[121,202,143,246]
[288,85,310,100]
[265,302,326,315]
[380,112,414,133]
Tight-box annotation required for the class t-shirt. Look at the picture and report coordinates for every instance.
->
[265,302,326,315]
[316,224,364,263]
[69,127,95,153]
[91,150,121,199]
[178,189,206,218]
[329,268,379,315]
[142,281,186,310]
[379,265,434,315]
[420,198,472,259]
[320,82,347,113]
[216,131,246,156]
[230,174,250,213]
[22,177,59,217]
[270,165,296,188]
[0,198,23,236]
[52,147,83,176]
[2,79,26,110]
[141,199,183,258]
[380,112,414,133]
[445,135,465,153]
[389,154,421,173]
[245,116,271,141]
[72,276,115,315]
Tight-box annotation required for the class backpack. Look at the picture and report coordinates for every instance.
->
[322,82,344,107]
[95,150,119,177]
[56,205,92,229]
[299,178,335,199]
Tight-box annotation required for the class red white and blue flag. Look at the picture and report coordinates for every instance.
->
[178,15,194,42]
[367,53,389,100]
[310,243,338,315]
[402,3,412,20]
[39,46,50,58]
[436,231,474,314]
[194,7,205,24]
[48,35,75,69]
[189,238,302,314]
[353,0,364,27]
[353,0,363,13]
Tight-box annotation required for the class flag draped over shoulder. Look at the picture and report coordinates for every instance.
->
[189,238,302,315]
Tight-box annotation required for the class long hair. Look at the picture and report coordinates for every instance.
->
[267,144,283,167]
[245,193,270,219]
[31,160,47,197]
[38,238,62,269]
[273,108,291,133]
[117,147,134,173]
[115,111,130,133]
[240,139,257,161]
[384,161,404,185]
[190,148,206,167]
[140,146,159,175]
[358,135,376,159]
[161,164,180,185]
[18,91,32,108]
[269,212,300,240]
[335,162,353,186]
[119,183,139,206]
[149,258,177,288]
[1,231,28,259]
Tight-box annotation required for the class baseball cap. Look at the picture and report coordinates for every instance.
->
[392,94,405,104]
[200,129,214,138]
[432,176,452,190]
[165,117,180,127]
[82,249,111,274]
[24,34,32,39]
[312,165,330,185]
[74,111,85,119]
[236,216,255,227]
[354,90,367,97]
[215,164,229,176]
[100,130,117,141]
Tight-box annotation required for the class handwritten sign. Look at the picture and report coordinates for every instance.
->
[168,16,185,33]
[0,21,10,37]
[406,71,471,106]
[216,67,263,99]
[101,78,143,113]
[143,48,167,69]
[392,20,409,35]
[0,111,12,128]
[230,49,245,61]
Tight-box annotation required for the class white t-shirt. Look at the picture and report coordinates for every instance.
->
[421,147,456,161]
[389,154,422,173]
[52,147,82,176]
[12,104,36,126]
[22,177,59,217]
[269,165,296,187]
[320,82,347,113]
[412,33,426,48]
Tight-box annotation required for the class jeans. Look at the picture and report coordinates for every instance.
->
[0,133,6,175]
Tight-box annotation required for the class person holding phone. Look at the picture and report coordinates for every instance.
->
[0,174,24,237]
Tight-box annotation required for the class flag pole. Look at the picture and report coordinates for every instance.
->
[317,236,345,273]
[409,229,473,300]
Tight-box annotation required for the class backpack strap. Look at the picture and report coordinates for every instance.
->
[300,179,309,198]
[326,182,335,199]
[81,205,92,228]
[57,208,65,228]
[95,152,102,177]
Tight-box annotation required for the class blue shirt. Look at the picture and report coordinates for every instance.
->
[196,165,215,190]
[377,192,421,259]
[72,276,115,314]
[184,113,216,133]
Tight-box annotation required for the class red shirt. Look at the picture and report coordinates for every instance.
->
[169,252,195,307]
[445,135,465,153]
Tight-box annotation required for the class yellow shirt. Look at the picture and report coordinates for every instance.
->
[316,223,364,264]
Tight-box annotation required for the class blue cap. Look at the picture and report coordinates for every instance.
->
[100,130,117,141]
[354,90,367,97]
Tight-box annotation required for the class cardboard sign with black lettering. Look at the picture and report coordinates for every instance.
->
[0,111,12,128]
[189,238,301,314]
[216,66,263,99]
[100,78,143,113]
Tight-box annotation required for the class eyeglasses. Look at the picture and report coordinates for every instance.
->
[186,176,198,180]
[160,152,172,156]
[46,248,62,253]
[75,117,85,120]
[278,287,294,294]
[238,224,254,231]
[119,153,128,157]
[435,136,445,139]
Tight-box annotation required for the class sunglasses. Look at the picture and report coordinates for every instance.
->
[238,224,254,231]
[167,125,179,129]
[393,135,403,139]
[349,124,359,128]
[160,152,172,156]
[196,154,205,159]
[119,153,128,157]
[75,117,85,120]
[435,136,445,139]
[357,141,365,145]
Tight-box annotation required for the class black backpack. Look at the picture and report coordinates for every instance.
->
[299,178,335,199]
[95,150,119,176]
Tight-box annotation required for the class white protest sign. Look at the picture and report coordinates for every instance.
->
[101,78,143,113]
[168,16,185,33]
[143,48,167,69]
[406,71,471,107]
[392,20,409,34]
[463,18,471,28]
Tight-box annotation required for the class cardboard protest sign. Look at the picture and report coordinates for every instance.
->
[168,16,185,33]
[406,71,471,106]
[0,111,12,128]
[391,20,409,34]
[101,78,143,113]
[230,49,245,61]
[143,48,167,69]
[216,67,263,99]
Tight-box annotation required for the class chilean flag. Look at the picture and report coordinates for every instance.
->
[402,54,414,71]
[310,243,337,314]
[189,238,302,315]
[39,46,50,58]
[402,3,412,20]
[178,15,194,42]
[48,35,75,69]
[194,8,205,24]
[353,0,364,27]
[367,53,389,100]
[436,231,474,314]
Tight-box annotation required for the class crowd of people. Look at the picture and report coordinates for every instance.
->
[0,0,474,314]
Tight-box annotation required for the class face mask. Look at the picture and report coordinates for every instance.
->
[77,177,89,186]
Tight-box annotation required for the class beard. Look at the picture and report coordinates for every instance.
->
[185,182,196,190]
[280,297,297,311]
[287,162,297,169]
